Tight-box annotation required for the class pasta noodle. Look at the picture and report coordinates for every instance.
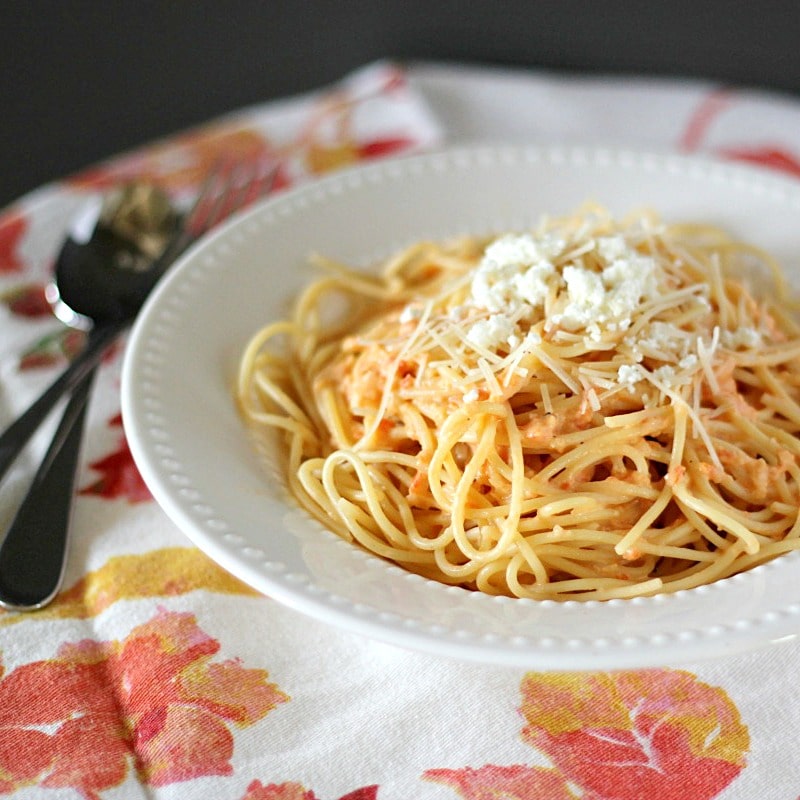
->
[236,205,800,600]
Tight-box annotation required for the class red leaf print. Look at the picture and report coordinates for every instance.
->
[718,145,800,179]
[40,713,130,794]
[678,89,732,152]
[1,283,52,317]
[240,782,378,800]
[0,211,27,273]
[19,328,86,371]
[241,782,316,800]
[271,162,294,192]
[519,670,749,800]
[0,648,131,795]
[380,66,407,93]
[424,763,577,799]
[80,413,151,502]
[357,137,415,159]
[138,704,235,786]
[0,609,288,795]
[339,789,379,800]
[680,89,800,179]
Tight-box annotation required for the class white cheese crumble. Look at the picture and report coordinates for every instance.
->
[466,230,660,350]
[469,233,563,317]
[617,364,644,390]
[549,246,658,341]
[466,313,517,350]
[633,321,693,359]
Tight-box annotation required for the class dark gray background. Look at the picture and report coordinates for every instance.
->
[3,1,799,208]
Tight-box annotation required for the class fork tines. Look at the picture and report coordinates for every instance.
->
[178,156,279,253]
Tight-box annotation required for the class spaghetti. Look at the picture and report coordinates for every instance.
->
[236,206,800,600]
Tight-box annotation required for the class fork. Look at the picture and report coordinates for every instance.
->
[0,158,277,610]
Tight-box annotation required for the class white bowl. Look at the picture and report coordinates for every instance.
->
[122,144,800,669]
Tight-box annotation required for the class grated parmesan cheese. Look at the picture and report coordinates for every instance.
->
[721,327,763,349]
[399,304,423,324]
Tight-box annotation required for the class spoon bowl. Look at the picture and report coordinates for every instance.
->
[47,182,180,327]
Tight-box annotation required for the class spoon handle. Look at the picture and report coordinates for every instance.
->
[0,368,95,609]
[0,321,124,485]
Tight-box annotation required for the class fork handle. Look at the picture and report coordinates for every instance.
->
[0,367,95,609]
[0,320,125,485]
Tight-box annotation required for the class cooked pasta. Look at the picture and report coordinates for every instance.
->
[236,205,800,600]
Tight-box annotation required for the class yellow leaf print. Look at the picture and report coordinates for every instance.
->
[0,547,259,625]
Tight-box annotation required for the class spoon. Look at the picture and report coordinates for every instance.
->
[0,181,181,488]
[0,161,274,609]
[0,181,180,609]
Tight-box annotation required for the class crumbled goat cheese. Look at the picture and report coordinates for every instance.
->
[653,365,678,387]
[551,249,658,341]
[617,364,644,390]
[469,231,660,347]
[633,321,693,360]
[596,235,628,261]
[618,350,700,392]
[466,313,517,351]
[469,233,564,317]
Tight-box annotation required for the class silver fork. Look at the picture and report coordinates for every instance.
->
[0,158,277,610]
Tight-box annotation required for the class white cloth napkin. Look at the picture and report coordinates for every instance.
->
[2,60,800,799]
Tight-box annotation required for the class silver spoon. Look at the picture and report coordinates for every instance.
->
[0,181,183,487]
[0,161,275,609]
